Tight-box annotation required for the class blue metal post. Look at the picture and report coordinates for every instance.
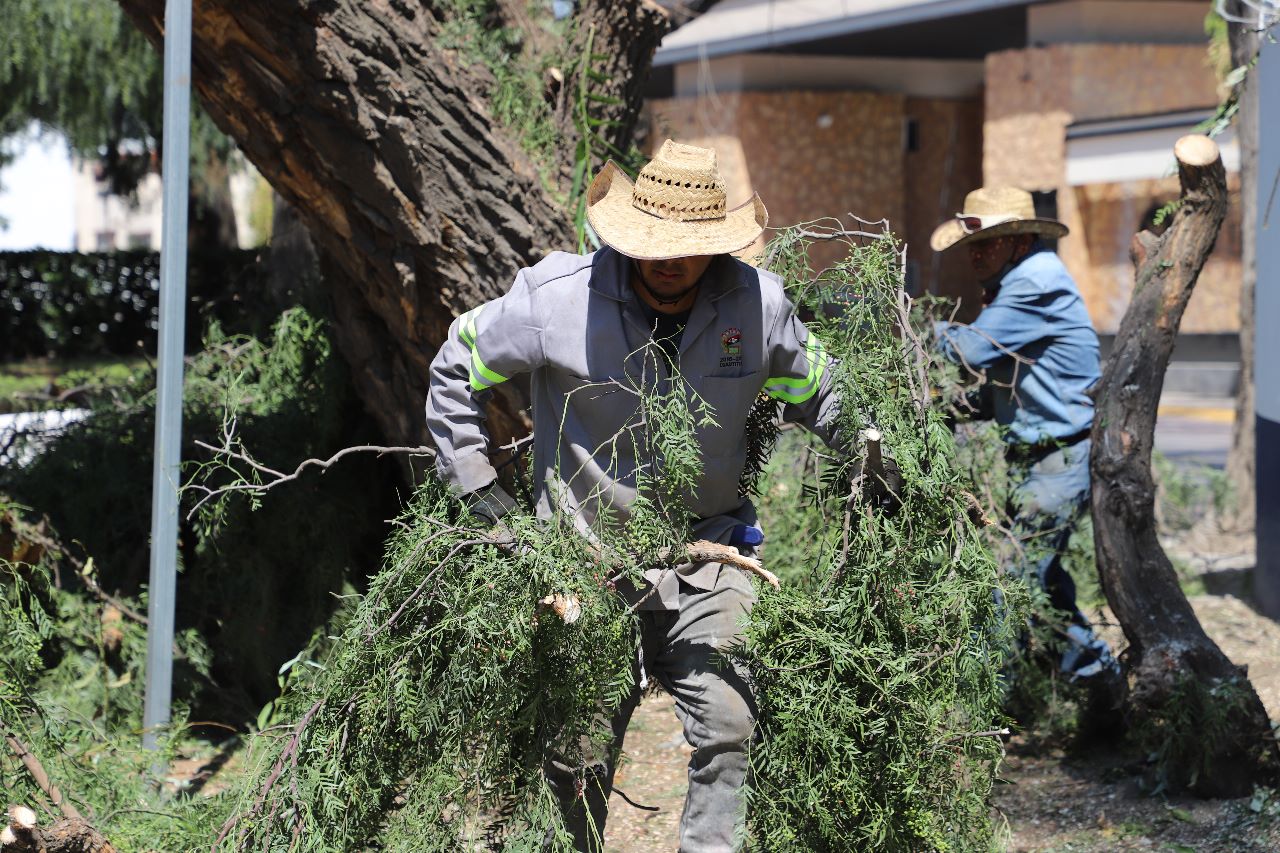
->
[1256,32,1280,619]
[143,0,192,751]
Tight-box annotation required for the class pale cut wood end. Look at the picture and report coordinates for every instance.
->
[1173,134,1220,168]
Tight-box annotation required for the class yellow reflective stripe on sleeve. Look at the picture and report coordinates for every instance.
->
[459,305,484,348]
[458,305,507,391]
[765,334,827,404]
[468,347,509,390]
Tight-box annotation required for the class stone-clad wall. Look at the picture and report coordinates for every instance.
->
[1073,176,1242,334]
[984,43,1218,188]
[984,43,1236,333]
[903,97,986,321]
[649,91,906,273]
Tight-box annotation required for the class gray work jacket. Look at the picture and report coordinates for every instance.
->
[425,247,840,606]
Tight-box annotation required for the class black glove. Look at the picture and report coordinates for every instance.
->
[849,428,903,516]
[860,457,904,516]
[466,483,546,558]
[465,482,518,526]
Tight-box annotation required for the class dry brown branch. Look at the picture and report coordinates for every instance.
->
[3,728,82,822]
[678,541,780,589]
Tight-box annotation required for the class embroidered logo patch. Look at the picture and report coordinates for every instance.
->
[719,326,743,369]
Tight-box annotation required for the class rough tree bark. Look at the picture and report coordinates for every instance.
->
[1091,134,1280,796]
[113,0,670,455]
[1224,4,1260,532]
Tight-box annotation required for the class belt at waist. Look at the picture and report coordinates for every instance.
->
[1007,428,1091,463]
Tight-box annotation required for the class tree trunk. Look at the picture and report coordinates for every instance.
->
[1091,134,1280,796]
[1225,5,1259,532]
[1,817,116,853]
[264,192,325,317]
[113,0,669,455]
[188,150,241,252]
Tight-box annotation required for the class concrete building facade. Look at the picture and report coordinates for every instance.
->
[649,0,1241,394]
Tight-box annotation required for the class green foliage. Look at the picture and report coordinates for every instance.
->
[1,307,395,716]
[0,355,145,414]
[1,236,1016,847]
[436,1,565,175]
[565,28,647,253]
[0,0,231,196]
[0,249,262,362]
[434,0,646,250]
[213,489,639,849]
[212,337,724,849]
[0,499,232,850]
[744,224,1018,851]
[1153,451,1231,533]
[1130,673,1253,793]
[201,227,1017,851]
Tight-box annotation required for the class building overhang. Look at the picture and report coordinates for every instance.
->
[1065,110,1240,185]
[654,0,1043,66]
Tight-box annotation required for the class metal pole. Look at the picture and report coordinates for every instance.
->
[1255,31,1280,619]
[143,0,192,751]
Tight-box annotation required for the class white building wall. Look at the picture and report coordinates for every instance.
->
[72,160,165,252]
[673,54,984,99]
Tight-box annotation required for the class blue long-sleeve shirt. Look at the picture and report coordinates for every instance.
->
[934,246,1100,446]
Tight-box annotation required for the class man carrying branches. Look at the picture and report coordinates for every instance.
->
[425,141,854,851]
[931,187,1123,716]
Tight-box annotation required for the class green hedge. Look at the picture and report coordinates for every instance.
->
[0,249,262,360]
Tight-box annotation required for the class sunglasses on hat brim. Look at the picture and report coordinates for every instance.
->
[955,213,1018,234]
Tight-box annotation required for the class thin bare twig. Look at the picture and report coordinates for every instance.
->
[186,431,436,520]
[945,728,1010,743]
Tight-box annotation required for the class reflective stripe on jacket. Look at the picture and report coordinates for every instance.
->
[425,247,840,575]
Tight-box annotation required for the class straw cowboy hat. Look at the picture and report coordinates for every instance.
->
[930,186,1069,252]
[586,140,768,261]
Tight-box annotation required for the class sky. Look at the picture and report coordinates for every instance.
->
[0,124,75,251]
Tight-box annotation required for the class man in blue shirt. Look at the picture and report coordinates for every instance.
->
[930,187,1122,708]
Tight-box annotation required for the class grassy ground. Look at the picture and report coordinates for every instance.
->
[0,356,146,412]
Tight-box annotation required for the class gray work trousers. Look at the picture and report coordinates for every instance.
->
[545,566,757,852]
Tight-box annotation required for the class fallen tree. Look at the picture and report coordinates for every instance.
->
[112,0,670,454]
[1090,134,1280,795]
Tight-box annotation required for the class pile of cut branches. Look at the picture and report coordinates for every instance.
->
[208,226,1013,851]
[744,223,1016,850]
[1,500,228,851]
[3,227,1014,852]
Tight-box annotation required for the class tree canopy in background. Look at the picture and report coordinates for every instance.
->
[0,0,238,241]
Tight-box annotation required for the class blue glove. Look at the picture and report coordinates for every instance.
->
[729,524,765,549]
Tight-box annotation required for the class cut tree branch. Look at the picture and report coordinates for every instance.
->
[1,730,117,852]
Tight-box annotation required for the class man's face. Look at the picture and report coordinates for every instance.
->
[633,255,714,305]
[966,236,1018,284]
